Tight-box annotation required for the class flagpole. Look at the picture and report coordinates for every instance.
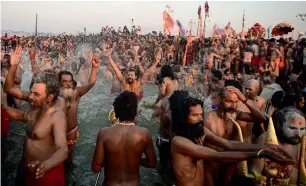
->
[35,13,38,36]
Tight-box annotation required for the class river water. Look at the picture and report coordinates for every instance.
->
[1,51,211,186]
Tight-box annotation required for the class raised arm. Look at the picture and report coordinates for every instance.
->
[4,46,30,101]
[1,103,26,122]
[29,48,41,76]
[139,56,160,86]
[225,86,267,123]
[105,50,125,84]
[92,129,105,173]
[76,52,99,97]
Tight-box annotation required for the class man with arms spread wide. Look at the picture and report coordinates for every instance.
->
[104,49,160,101]
[169,90,295,186]
[2,70,68,186]
[92,91,157,186]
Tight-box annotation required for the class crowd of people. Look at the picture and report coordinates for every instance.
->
[1,27,306,186]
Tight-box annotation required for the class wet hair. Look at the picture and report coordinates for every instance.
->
[3,54,11,64]
[113,91,138,122]
[160,65,175,79]
[169,90,204,143]
[58,70,74,82]
[273,106,305,144]
[271,91,284,108]
[212,69,222,80]
[31,69,60,101]
[224,79,243,92]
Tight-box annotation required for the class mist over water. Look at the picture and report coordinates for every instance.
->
[2,50,212,186]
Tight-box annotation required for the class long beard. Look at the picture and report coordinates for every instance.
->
[177,121,205,143]
[60,88,75,101]
[25,103,49,125]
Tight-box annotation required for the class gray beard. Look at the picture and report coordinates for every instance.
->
[60,88,75,101]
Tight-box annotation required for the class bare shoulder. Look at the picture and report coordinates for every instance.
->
[51,109,66,120]
[205,110,217,121]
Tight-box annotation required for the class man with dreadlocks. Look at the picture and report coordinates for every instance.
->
[169,90,296,186]
[92,91,157,185]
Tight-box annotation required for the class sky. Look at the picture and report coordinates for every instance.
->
[1,1,306,37]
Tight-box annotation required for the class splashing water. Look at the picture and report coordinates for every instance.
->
[2,56,212,186]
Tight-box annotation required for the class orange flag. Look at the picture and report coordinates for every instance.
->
[163,11,174,34]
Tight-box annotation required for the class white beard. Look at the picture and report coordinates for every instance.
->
[60,88,75,101]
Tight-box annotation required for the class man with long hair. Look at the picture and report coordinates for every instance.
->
[170,90,295,186]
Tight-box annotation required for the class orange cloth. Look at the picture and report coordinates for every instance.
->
[26,163,65,186]
[279,56,285,70]
[125,81,143,100]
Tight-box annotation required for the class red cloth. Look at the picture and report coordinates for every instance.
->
[138,89,144,101]
[252,55,261,66]
[26,163,65,186]
[1,109,11,137]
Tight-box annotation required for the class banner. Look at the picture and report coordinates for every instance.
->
[163,11,174,35]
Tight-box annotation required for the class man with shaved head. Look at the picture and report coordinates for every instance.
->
[204,85,268,185]
[244,79,266,111]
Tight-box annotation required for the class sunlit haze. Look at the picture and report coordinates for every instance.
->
[1,1,306,37]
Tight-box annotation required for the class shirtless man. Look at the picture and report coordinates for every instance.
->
[105,49,159,101]
[243,46,254,74]
[244,79,267,138]
[57,51,99,163]
[92,91,157,185]
[152,64,179,108]
[251,107,306,185]
[169,90,295,186]
[2,70,68,186]
[204,86,269,185]
[208,69,224,95]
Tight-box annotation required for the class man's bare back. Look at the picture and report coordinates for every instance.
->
[93,125,156,186]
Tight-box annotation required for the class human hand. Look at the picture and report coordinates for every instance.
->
[29,49,37,61]
[225,86,247,102]
[266,144,295,162]
[151,103,158,109]
[92,55,100,68]
[27,161,47,179]
[259,147,296,165]
[10,46,22,66]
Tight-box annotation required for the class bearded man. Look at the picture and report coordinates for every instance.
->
[104,49,159,101]
[251,107,306,185]
[170,90,295,186]
[57,51,100,163]
[204,85,270,185]
[2,70,68,186]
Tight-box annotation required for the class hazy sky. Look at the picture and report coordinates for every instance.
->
[1,1,306,37]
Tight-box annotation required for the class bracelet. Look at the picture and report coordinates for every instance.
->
[257,149,264,159]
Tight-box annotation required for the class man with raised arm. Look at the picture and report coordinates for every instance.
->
[92,91,157,186]
[169,91,295,186]
[57,50,99,163]
[2,70,68,186]
[104,49,160,101]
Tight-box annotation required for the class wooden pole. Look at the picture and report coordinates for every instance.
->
[35,13,37,36]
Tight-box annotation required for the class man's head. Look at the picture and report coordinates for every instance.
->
[244,79,260,99]
[2,54,10,68]
[26,70,59,124]
[211,69,222,82]
[126,68,137,84]
[113,91,138,122]
[219,87,239,113]
[58,70,76,100]
[160,65,175,79]
[273,107,306,145]
[169,90,204,143]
